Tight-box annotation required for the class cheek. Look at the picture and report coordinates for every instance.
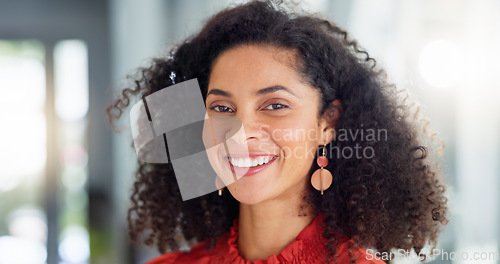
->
[267,116,319,162]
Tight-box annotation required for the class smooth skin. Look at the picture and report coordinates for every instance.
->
[206,44,341,261]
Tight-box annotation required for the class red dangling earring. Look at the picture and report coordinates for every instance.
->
[311,144,333,195]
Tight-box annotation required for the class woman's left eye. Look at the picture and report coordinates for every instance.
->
[263,103,289,110]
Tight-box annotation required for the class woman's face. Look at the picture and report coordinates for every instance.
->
[205,45,331,205]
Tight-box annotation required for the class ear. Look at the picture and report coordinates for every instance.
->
[318,99,342,145]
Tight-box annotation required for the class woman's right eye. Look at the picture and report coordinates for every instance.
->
[209,105,234,113]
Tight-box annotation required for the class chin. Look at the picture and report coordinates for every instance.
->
[227,184,271,205]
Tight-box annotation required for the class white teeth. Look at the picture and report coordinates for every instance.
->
[229,156,274,168]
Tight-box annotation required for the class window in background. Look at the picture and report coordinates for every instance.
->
[0,40,48,264]
[0,39,90,264]
[54,40,90,264]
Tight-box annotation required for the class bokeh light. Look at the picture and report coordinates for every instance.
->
[419,39,465,88]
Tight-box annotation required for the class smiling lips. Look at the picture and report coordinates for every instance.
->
[223,154,278,177]
[228,155,275,167]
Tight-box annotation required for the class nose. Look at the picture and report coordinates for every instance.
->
[228,112,267,144]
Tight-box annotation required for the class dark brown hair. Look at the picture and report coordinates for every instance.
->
[107,0,449,262]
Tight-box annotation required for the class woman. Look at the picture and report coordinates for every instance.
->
[107,0,449,263]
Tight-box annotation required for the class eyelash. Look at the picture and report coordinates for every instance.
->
[263,103,289,110]
[209,103,289,113]
[209,105,234,113]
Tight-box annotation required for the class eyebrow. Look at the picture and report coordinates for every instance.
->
[207,85,297,98]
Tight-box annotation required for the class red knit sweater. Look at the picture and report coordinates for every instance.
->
[146,214,385,264]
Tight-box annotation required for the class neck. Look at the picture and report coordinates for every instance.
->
[237,187,316,261]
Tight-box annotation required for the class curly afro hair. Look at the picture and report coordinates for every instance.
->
[107,0,449,262]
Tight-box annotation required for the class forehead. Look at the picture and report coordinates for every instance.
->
[216,44,298,68]
[208,44,305,90]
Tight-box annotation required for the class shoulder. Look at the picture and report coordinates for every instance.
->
[315,215,384,264]
[333,235,386,264]
[145,240,212,264]
[347,246,387,264]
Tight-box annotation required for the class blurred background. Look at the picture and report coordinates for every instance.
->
[0,0,499,263]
